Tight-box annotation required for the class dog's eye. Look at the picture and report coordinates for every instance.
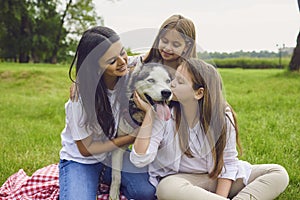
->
[166,79,171,84]
[147,78,155,83]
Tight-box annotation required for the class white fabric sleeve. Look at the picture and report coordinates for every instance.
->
[66,100,93,141]
[218,111,239,180]
[130,118,165,168]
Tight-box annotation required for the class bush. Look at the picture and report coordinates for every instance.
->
[205,57,291,69]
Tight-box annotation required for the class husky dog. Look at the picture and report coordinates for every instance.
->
[109,62,173,200]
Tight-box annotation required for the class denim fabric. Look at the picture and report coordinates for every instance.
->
[59,152,156,200]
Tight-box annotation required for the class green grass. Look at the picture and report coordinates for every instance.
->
[220,68,300,199]
[0,63,70,182]
[0,63,299,199]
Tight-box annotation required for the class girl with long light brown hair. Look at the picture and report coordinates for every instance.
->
[131,58,289,200]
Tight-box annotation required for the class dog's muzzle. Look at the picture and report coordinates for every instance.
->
[144,91,172,121]
[161,89,172,100]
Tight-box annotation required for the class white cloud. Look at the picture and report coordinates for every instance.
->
[94,0,299,52]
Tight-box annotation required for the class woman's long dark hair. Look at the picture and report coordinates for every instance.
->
[68,26,121,139]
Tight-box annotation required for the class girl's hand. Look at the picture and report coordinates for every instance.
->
[133,91,151,112]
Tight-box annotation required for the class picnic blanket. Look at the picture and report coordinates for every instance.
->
[0,164,127,200]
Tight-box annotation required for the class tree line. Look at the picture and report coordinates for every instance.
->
[198,50,291,60]
[0,0,101,63]
[0,0,299,71]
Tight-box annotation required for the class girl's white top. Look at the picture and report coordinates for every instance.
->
[60,89,120,164]
[130,109,252,187]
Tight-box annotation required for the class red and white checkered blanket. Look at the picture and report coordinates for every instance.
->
[0,164,59,200]
[0,164,127,200]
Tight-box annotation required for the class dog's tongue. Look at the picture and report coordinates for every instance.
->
[155,103,171,121]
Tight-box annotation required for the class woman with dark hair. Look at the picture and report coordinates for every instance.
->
[59,26,155,200]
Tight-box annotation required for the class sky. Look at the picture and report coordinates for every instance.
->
[94,0,299,53]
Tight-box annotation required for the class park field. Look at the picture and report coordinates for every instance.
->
[0,62,299,199]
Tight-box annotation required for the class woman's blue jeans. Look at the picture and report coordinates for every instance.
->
[59,152,156,200]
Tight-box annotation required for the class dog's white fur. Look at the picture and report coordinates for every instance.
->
[109,62,172,200]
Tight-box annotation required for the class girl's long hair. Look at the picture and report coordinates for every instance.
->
[173,59,242,179]
[68,26,121,139]
[144,14,197,65]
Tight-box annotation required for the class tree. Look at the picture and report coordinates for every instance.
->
[0,0,33,62]
[0,0,101,63]
[289,0,300,71]
[30,0,63,63]
[50,0,102,63]
[49,0,72,64]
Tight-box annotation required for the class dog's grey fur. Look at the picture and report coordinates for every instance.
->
[109,61,172,200]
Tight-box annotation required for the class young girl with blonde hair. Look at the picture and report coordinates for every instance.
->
[130,14,197,74]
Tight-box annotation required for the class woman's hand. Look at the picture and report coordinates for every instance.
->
[76,134,136,157]
[70,83,78,102]
[133,91,151,112]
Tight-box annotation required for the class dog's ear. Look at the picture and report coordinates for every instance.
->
[135,56,144,69]
[127,57,145,94]
[131,57,144,78]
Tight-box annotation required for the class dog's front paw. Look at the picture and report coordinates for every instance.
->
[109,184,120,200]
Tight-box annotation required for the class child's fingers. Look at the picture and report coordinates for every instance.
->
[133,91,140,105]
[133,91,152,112]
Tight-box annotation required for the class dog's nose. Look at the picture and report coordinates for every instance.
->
[161,90,172,99]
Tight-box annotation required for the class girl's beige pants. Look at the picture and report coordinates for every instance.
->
[156,164,289,200]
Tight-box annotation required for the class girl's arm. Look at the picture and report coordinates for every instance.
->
[132,91,154,154]
[76,134,135,157]
[133,109,155,154]
[216,110,238,197]
[129,91,166,168]
[216,178,233,198]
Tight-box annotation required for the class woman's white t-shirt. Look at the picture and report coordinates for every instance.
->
[59,89,120,164]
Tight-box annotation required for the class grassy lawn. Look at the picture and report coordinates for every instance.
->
[0,62,299,199]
